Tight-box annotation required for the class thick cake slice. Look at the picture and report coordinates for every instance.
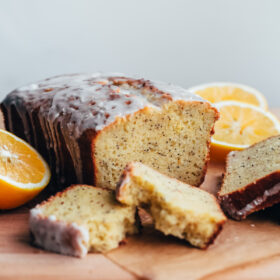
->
[1,73,218,190]
[29,185,137,257]
[116,162,226,249]
[219,135,280,220]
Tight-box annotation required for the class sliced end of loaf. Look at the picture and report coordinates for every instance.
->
[94,100,218,190]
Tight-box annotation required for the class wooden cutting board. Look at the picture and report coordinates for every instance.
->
[106,163,280,280]
[0,111,280,280]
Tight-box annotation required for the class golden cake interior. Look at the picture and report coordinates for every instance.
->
[220,135,280,196]
[95,100,217,190]
[117,162,226,248]
[40,185,137,252]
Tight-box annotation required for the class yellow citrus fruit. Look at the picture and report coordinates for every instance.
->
[211,101,280,162]
[0,129,50,209]
[189,82,268,110]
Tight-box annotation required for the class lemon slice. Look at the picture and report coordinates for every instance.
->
[188,82,268,110]
[0,129,51,209]
[211,101,280,161]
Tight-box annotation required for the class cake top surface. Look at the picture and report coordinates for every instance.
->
[119,162,225,219]
[5,73,205,136]
[34,185,134,225]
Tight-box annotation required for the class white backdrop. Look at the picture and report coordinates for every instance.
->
[1,0,280,106]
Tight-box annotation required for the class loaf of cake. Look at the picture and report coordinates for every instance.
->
[219,135,280,220]
[29,185,137,257]
[116,162,226,248]
[1,73,218,190]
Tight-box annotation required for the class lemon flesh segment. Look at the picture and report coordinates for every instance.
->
[0,129,50,209]
[211,102,280,161]
[0,131,46,184]
[189,83,268,110]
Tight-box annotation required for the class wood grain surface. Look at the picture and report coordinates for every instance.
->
[0,110,280,280]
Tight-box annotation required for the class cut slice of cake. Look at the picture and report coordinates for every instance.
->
[116,162,226,249]
[29,185,138,257]
[1,73,219,191]
[219,135,280,220]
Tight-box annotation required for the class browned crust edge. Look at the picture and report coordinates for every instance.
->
[203,220,225,249]
[78,129,97,186]
[197,102,220,187]
[115,162,134,201]
[37,184,112,208]
[218,168,280,220]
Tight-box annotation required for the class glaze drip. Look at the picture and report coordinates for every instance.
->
[14,73,203,134]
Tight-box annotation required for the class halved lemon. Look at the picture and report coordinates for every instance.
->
[0,129,50,209]
[211,101,280,162]
[188,82,268,110]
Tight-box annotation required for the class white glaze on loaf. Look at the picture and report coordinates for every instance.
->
[29,208,89,258]
[14,73,204,135]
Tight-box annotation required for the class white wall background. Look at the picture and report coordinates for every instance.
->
[1,0,280,105]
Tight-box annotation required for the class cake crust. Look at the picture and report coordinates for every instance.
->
[219,170,280,220]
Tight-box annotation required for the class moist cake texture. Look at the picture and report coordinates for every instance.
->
[1,73,218,190]
[219,135,280,220]
[116,162,226,248]
[29,185,137,257]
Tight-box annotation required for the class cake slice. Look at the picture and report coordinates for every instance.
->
[219,135,280,220]
[29,185,137,257]
[116,162,226,249]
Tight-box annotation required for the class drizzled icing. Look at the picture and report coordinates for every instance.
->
[29,208,89,257]
[3,73,206,184]
[15,73,204,135]
[235,183,280,218]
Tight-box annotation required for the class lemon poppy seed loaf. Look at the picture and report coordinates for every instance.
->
[1,73,218,190]
[29,185,138,257]
[116,162,226,248]
[219,135,280,220]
